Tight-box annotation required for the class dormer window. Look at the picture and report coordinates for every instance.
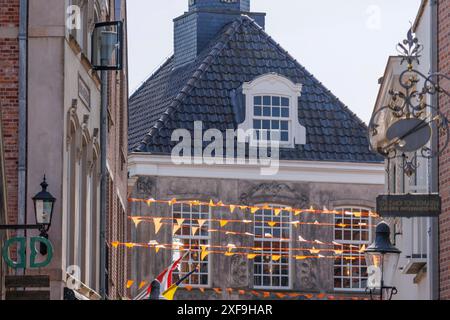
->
[253,95,291,143]
[238,73,306,148]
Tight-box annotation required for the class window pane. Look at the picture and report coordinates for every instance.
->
[281,108,290,118]
[281,97,289,106]
[254,96,262,105]
[254,106,262,116]
[263,96,271,105]
[253,120,261,129]
[262,120,270,130]
[272,96,280,106]
[281,132,289,142]
[281,121,288,130]
[272,107,280,117]
[272,120,280,130]
[263,107,271,116]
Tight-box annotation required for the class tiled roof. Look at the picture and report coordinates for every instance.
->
[129,16,382,163]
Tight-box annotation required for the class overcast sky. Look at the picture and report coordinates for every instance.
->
[127,0,422,123]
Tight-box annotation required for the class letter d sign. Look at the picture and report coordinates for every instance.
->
[1,236,53,269]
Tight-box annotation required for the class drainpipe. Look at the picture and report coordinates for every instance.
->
[429,0,440,301]
[99,70,107,299]
[17,0,28,266]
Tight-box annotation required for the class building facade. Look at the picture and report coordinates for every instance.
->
[127,0,384,300]
[438,0,450,300]
[0,0,129,300]
[370,0,433,300]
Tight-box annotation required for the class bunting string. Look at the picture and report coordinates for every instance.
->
[124,282,368,300]
[128,198,378,218]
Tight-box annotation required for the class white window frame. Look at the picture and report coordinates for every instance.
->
[238,73,306,148]
[333,207,372,292]
[253,205,292,290]
[172,203,211,288]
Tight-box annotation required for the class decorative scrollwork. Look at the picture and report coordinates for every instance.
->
[368,29,450,178]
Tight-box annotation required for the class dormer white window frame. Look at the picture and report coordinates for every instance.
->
[238,73,306,148]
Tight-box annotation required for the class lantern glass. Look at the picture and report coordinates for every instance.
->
[35,199,53,225]
[91,21,123,70]
[365,251,400,289]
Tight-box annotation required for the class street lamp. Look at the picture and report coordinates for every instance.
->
[0,175,56,255]
[32,176,56,232]
[365,221,401,300]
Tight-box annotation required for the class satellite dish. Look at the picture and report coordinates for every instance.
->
[386,118,431,153]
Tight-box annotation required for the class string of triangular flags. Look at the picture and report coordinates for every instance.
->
[110,240,367,259]
[128,198,378,218]
[129,216,375,230]
[124,281,367,300]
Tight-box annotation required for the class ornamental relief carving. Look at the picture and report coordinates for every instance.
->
[240,182,308,208]
[135,176,155,197]
[297,258,319,291]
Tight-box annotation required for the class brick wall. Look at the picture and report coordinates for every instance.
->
[439,0,450,300]
[0,0,19,229]
[105,0,129,300]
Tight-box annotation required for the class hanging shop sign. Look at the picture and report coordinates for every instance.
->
[1,236,53,269]
[376,194,441,218]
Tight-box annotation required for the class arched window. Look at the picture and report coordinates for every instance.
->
[333,207,372,291]
[172,202,211,287]
[253,205,291,289]
[238,73,306,148]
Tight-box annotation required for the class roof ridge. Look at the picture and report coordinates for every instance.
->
[134,17,247,152]
[241,16,369,130]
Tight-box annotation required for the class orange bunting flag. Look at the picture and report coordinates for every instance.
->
[250,207,259,214]
[146,198,156,206]
[309,247,320,254]
[247,254,257,260]
[225,252,235,257]
[185,286,193,292]
[239,205,247,210]
[168,198,177,206]
[305,294,314,299]
[272,255,281,261]
[220,220,229,227]
[173,224,182,235]
[125,243,135,248]
[274,208,282,216]
[295,256,308,260]
[294,210,302,216]
[201,248,210,261]
[238,290,246,295]
[213,288,221,294]
[275,293,286,299]
[199,288,205,293]
[317,293,326,299]
[111,241,119,248]
[209,200,215,207]
[155,245,165,253]
[267,222,277,227]
[139,281,147,290]
[263,292,270,298]
[192,227,199,236]
[227,288,233,293]
[229,205,236,213]
[291,221,300,228]
[126,280,134,289]
[251,291,260,297]
[359,244,366,253]
[197,219,207,228]
[334,250,344,255]
[176,218,185,227]
[131,217,143,228]
[298,235,307,242]
[153,218,163,234]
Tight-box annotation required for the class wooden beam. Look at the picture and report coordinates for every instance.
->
[5,275,50,288]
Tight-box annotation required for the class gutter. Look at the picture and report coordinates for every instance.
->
[18,0,28,244]
[429,0,440,301]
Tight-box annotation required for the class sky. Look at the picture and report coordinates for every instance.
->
[127,0,422,124]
